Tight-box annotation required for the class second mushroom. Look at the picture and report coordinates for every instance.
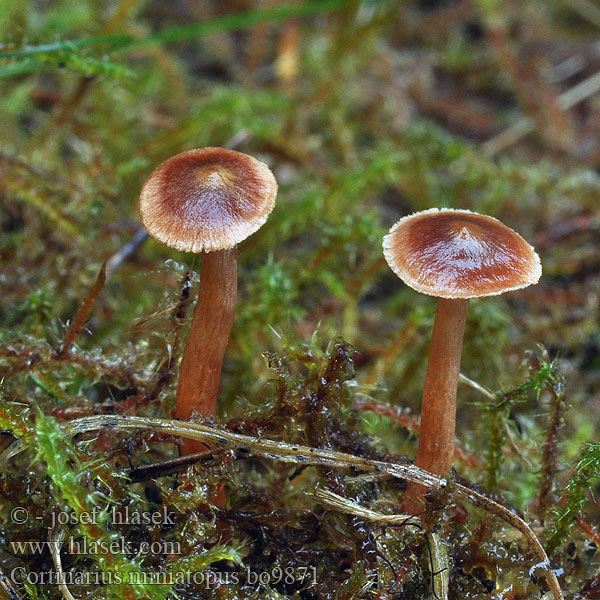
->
[139,147,278,454]
[382,208,541,513]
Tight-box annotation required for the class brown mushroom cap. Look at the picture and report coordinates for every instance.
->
[383,208,542,299]
[139,147,278,253]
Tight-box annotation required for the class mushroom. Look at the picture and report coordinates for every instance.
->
[382,208,541,512]
[139,147,278,453]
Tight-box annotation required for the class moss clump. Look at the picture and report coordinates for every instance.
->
[1,1,599,598]
[0,334,597,599]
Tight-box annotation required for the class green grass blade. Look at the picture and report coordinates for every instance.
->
[0,0,349,62]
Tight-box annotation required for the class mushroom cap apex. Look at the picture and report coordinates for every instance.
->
[382,207,542,299]
[139,147,278,253]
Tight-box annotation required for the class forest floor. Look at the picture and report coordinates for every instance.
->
[0,1,599,599]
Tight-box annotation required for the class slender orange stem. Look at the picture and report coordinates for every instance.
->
[403,297,469,513]
[175,248,237,455]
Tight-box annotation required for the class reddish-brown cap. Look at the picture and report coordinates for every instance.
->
[382,208,541,299]
[139,147,278,253]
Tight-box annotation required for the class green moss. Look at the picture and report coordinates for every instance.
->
[1,1,599,598]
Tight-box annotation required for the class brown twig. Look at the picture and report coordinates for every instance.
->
[52,76,95,128]
[535,215,599,249]
[353,401,482,469]
[127,447,226,482]
[0,151,83,192]
[558,0,600,29]
[480,4,576,154]
[575,515,600,547]
[484,69,600,155]
[105,229,149,276]
[54,263,107,359]
[362,320,418,386]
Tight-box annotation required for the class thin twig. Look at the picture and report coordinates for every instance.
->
[316,489,449,600]
[503,419,536,470]
[483,70,600,155]
[105,229,149,276]
[0,151,83,192]
[0,569,21,600]
[575,515,600,547]
[54,263,106,358]
[127,447,223,482]
[48,516,76,600]
[353,400,482,468]
[459,373,494,399]
[557,0,600,29]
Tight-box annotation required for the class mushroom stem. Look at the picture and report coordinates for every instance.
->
[176,248,237,454]
[403,297,469,513]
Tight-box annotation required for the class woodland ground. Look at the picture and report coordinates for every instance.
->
[0,1,599,599]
